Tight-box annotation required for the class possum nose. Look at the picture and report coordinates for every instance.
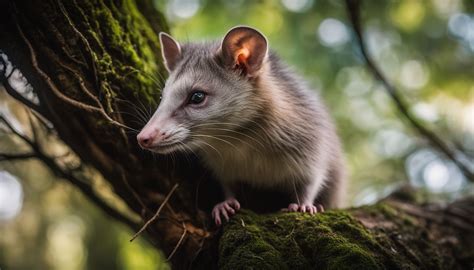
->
[137,129,157,148]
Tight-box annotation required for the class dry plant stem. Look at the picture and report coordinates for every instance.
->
[167,222,188,261]
[345,0,474,181]
[130,183,180,242]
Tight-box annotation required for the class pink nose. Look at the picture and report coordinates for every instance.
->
[137,129,170,148]
[137,129,158,148]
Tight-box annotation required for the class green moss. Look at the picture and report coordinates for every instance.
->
[220,210,384,270]
[219,204,463,269]
[70,0,162,111]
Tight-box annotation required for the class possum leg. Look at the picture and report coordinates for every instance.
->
[212,186,240,226]
[284,175,325,215]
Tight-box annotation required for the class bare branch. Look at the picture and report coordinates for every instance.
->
[130,183,179,242]
[167,222,188,261]
[0,111,139,230]
[345,0,473,181]
[0,152,36,161]
[0,115,35,148]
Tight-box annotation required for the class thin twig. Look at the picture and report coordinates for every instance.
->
[130,183,179,242]
[0,115,35,148]
[167,222,188,261]
[345,0,473,181]
[0,152,36,161]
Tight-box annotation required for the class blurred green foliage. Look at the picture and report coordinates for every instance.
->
[1,0,473,269]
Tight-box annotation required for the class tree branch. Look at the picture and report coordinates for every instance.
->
[345,0,474,181]
[130,183,179,242]
[0,152,36,161]
[0,114,140,230]
[0,115,35,148]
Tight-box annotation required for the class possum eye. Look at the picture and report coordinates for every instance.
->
[188,91,206,105]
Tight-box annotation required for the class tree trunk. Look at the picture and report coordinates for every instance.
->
[0,0,213,267]
[0,1,473,269]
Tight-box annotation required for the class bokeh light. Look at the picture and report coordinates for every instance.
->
[406,149,466,193]
[448,13,474,52]
[0,171,23,221]
[412,102,439,123]
[398,60,429,90]
[166,0,201,20]
[317,18,350,47]
[281,0,313,13]
[46,216,86,270]
[373,129,415,158]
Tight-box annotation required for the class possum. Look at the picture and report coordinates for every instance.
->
[137,26,346,225]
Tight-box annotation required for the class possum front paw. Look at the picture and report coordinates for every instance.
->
[212,198,241,226]
[284,203,324,215]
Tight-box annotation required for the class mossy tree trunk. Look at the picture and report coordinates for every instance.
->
[0,1,473,269]
[0,0,214,268]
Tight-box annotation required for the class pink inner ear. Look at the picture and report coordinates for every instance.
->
[235,47,250,62]
[234,47,250,74]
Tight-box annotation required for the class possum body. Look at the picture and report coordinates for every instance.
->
[137,26,346,225]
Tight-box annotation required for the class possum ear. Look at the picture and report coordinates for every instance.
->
[159,32,181,72]
[221,26,268,77]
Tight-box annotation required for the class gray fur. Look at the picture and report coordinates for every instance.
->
[138,27,346,213]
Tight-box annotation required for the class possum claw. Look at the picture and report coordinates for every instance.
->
[283,203,324,215]
[212,198,240,226]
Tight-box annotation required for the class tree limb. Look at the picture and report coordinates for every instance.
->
[0,113,140,231]
[345,0,473,181]
[0,152,36,161]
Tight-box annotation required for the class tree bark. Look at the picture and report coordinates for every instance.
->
[0,1,473,269]
[0,0,214,268]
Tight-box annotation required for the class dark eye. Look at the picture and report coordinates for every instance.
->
[188,91,206,105]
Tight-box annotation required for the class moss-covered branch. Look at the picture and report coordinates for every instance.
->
[218,197,474,269]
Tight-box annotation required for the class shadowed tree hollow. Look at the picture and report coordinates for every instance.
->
[0,0,473,269]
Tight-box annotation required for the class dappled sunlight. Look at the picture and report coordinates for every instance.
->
[0,171,23,221]
[406,148,466,193]
[317,18,350,48]
[166,0,201,21]
[281,0,313,13]
[46,216,86,270]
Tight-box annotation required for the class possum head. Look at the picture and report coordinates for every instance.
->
[137,26,268,154]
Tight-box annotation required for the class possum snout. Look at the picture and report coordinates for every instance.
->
[137,112,190,154]
[137,127,170,148]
